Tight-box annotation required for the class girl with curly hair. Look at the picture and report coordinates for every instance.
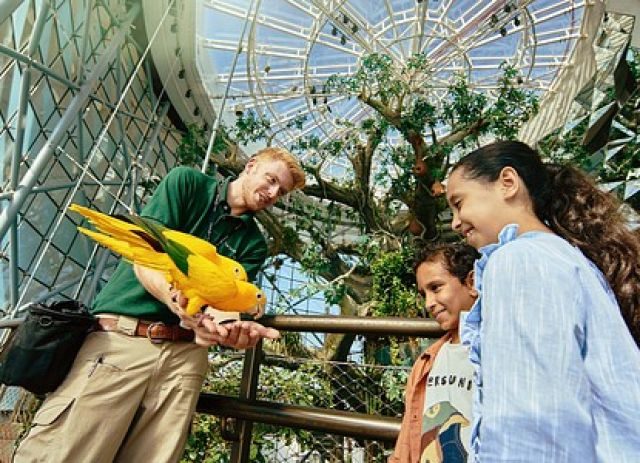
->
[446,140,640,462]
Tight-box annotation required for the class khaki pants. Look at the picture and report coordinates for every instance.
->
[13,325,208,463]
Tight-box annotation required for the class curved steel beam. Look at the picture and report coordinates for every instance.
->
[0,0,23,26]
[0,3,141,242]
[8,0,50,311]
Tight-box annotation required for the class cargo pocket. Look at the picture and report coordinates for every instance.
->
[32,396,75,426]
[173,373,205,415]
[13,397,75,462]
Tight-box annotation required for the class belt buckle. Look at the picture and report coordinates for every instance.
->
[146,322,166,344]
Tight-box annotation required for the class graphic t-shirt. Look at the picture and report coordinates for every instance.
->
[420,341,474,463]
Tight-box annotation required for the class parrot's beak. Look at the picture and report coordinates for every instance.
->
[251,298,267,319]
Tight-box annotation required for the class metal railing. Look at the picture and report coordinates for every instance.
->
[195,314,443,462]
[0,314,442,462]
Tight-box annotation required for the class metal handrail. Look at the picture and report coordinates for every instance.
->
[1,313,439,460]
[258,314,443,336]
[197,393,401,442]
[213,315,442,461]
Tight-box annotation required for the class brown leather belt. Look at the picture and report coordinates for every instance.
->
[95,318,194,343]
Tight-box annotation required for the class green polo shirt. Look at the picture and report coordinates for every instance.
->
[91,166,268,323]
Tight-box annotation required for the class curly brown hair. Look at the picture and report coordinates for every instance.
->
[414,243,480,284]
[453,140,640,346]
[545,164,640,345]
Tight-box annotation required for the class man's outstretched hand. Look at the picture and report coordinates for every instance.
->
[216,320,280,349]
[168,288,279,348]
[179,312,280,348]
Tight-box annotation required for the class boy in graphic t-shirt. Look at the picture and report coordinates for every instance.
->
[390,244,479,463]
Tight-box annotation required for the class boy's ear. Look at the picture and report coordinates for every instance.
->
[465,270,478,297]
[498,166,520,200]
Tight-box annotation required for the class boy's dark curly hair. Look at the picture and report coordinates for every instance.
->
[414,243,480,283]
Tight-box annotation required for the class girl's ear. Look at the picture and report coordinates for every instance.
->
[465,270,478,297]
[499,166,520,200]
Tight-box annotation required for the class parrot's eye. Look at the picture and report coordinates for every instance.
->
[257,293,263,299]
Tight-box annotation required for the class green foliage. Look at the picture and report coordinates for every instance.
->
[300,244,331,274]
[441,73,487,128]
[290,133,321,154]
[326,52,431,108]
[485,63,540,139]
[401,97,437,133]
[327,53,397,98]
[230,111,307,146]
[324,280,347,305]
[538,118,591,169]
[182,414,230,463]
[232,111,272,144]
[381,368,410,401]
[370,247,419,318]
[175,123,208,167]
[281,225,299,251]
[175,123,228,171]
[354,235,382,270]
[385,144,416,196]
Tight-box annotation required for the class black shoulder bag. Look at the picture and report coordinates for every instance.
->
[0,300,96,395]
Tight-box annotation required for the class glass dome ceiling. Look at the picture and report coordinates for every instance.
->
[198,0,585,161]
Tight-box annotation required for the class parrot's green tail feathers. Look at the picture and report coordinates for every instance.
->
[118,214,169,253]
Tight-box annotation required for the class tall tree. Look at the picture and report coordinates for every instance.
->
[177,53,539,362]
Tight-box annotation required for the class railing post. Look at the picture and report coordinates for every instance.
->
[230,339,263,463]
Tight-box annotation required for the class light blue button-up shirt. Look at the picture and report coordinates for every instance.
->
[462,224,640,462]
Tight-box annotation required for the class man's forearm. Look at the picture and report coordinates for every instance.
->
[133,264,173,307]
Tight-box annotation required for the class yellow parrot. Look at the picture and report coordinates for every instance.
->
[70,204,265,315]
[70,204,247,281]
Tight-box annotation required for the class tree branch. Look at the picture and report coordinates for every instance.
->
[361,95,401,126]
[440,119,486,146]
[302,182,358,208]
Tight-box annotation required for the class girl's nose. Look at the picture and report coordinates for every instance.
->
[451,212,461,232]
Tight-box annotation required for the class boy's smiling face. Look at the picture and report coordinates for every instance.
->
[416,257,477,340]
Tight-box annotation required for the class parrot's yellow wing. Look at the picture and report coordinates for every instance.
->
[72,204,247,281]
[70,204,153,251]
[77,227,172,275]
[162,229,247,281]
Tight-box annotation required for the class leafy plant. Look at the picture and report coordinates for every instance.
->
[370,247,418,318]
